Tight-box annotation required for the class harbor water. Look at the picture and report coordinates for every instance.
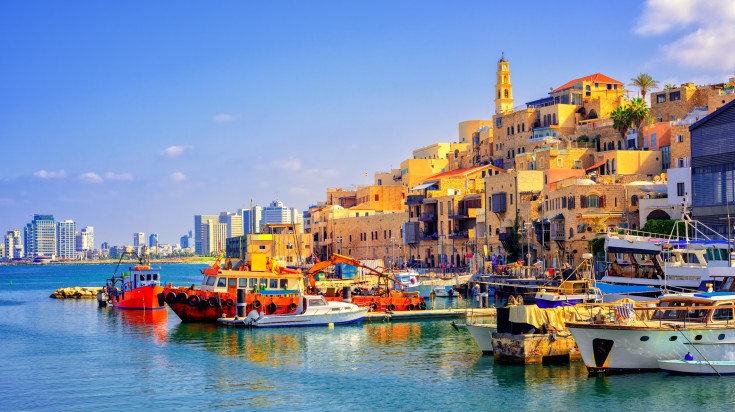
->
[1,264,734,411]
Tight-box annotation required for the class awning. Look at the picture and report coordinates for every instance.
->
[410,181,438,191]
[585,160,606,171]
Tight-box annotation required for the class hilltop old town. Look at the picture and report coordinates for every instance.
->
[7,57,735,271]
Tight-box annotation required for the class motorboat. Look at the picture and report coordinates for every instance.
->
[433,285,458,298]
[458,322,497,354]
[567,292,735,373]
[658,359,735,375]
[600,213,735,291]
[219,294,368,328]
[99,246,165,311]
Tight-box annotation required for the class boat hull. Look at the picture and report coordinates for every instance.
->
[658,360,735,375]
[110,285,165,310]
[251,308,369,328]
[163,287,300,322]
[568,324,735,373]
[464,323,497,354]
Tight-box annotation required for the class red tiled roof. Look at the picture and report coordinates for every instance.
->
[551,73,623,93]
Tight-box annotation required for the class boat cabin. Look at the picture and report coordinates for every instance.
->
[199,252,303,295]
[652,294,735,324]
[128,266,161,288]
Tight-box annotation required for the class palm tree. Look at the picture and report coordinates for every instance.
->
[630,73,659,100]
[627,97,650,149]
[610,104,632,145]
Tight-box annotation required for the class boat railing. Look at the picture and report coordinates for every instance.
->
[570,301,734,329]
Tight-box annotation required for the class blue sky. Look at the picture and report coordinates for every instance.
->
[1,0,734,246]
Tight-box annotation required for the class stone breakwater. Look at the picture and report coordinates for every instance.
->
[50,287,103,299]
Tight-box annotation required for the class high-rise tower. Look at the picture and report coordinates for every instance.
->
[494,54,514,114]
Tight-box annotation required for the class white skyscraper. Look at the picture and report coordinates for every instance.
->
[56,220,76,259]
[220,212,243,238]
[27,214,56,258]
[4,230,23,259]
[202,220,227,255]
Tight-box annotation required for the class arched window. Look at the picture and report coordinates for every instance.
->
[552,113,557,125]
[504,90,509,98]
[631,195,639,206]
[498,91,501,99]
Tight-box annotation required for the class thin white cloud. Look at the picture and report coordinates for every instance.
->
[34,169,67,179]
[635,0,735,70]
[104,172,134,181]
[170,172,187,182]
[0,198,14,206]
[273,157,303,171]
[160,145,193,158]
[79,172,103,184]
[212,113,239,123]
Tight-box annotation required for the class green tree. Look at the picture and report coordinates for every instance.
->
[628,97,650,149]
[610,104,632,142]
[630,73,659,100]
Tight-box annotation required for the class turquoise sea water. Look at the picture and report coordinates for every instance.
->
[1,264,735,411]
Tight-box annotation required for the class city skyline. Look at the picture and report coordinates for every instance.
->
[2,1,734,245]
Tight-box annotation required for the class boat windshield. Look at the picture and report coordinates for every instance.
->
[308,298,328,307]
[653,301,709,323]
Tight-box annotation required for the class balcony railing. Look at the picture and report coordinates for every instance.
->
[418,213,437,222]
[421,232,439,241]
[406,195,425,205]
[449,231,469,239]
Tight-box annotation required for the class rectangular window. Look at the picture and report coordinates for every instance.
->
[656,94,666,103]
[650,132,657,149]
[669,91,681,101]
[677,182,685,196]
[676,135,684,143]
[607,84,612,90]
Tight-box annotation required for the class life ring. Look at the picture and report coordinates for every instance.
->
[386,304,396,312]
[406,303,415,311]
[165,292,177,304]
[176,292,188,304]
[188,295,200,306]
[208,297,220,308]
[267,302,277,314]
[288,302,297,311]
[225,298,234,307]
[252,300,262,310]
[123,282,131,292]
[417,301,427,310]
[369,302,378,312]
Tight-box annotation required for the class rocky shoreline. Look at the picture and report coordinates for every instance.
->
[50,287,103,299]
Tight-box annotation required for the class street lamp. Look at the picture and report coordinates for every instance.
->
[336,236,342,255]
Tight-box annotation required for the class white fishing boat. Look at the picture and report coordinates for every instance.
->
[567,292,735,373]
[388,269,422,291]
[219,294,368,328]
[462,322,497,354]
[433,285,458,298]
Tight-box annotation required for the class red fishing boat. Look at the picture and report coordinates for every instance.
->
[98,246,166,311]
[163,253,305,322]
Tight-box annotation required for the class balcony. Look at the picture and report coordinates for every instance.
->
[406,195,425,205]
[418,213,437,222]
[421,232,438,241]
[449,231,468,239]
[448,211,468,220]
[550,229,566,241]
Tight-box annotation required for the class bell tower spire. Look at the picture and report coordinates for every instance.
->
[494,54,514,114]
